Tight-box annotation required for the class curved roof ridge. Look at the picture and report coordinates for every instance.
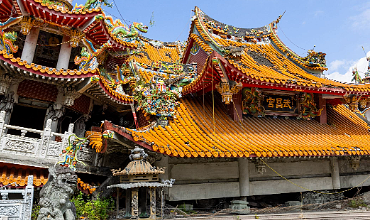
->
[195,6,270,38]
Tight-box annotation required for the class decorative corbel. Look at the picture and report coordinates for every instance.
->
[213,57,243,105]
[20,16,44,35]
[348,156,361,171]
[343,94,362,112]
[359,97,370,109]
[63,87,82,106]
[61,28,85,48]
[253,159,266,175]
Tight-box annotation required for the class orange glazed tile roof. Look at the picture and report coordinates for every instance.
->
[183,7,370,94]
[0,163,48,187]
[107,98,370,158]
[132,39,182,67]
[0,50,98,78]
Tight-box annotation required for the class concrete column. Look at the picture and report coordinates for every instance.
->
[228,91,243,122]
[21,27,40,64]
[330,157,340,190]
[56,36,72,70]
[154,154,169,198]
[315,94,327,124]
[238,158,250,197]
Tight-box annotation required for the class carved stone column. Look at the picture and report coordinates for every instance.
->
[21,27,40,63]
[131,189,139,219]
[0,78,22,125]
[56,35,72,70]
[0,73,12,95]
[44,103,65,134]
[44,87,65,134]
[149,187,156,219]
[74,114,90,137]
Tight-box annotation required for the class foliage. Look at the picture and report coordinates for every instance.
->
[31,204,40,220]
[348,197,367,208]
[71,191,115,220]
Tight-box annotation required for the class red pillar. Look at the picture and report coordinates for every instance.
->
[315,94,327,124]
[228,91,243,122]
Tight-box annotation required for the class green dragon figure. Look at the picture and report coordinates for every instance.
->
[74,0,112,11]
[0,30,18,55]
[74,38,111,71]
[111,22,148,40]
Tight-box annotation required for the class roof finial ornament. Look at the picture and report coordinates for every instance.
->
[276,10,286,24]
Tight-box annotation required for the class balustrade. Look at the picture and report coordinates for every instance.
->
[0,110,91,164]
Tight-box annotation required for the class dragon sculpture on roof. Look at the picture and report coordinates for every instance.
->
[0,30,18,55]
[103,16,148,41]
[74,39,111,71]
[74,0,112,11]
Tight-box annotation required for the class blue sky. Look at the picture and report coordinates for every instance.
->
[74,0,370,82]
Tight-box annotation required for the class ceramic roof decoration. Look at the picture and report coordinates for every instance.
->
[2,1,370,161]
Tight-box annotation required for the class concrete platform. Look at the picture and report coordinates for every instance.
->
[168,210,370,219]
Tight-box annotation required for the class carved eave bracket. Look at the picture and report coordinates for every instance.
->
[343,94,362,112]
[212,57,243,104]
[20,16,45,35]
[63,87,82,106]
[61,28,85,48]
[215,81,243,105]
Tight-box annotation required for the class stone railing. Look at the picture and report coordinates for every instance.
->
[0,111,95,168]
[0,175,34,220]
[0,111,72,162]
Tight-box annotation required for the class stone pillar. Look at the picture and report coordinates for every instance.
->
[21,27,40,64]
[131,189,139,219]
[238,158,250,198]
[315,94,327,124]
[125,189,131,217]
[56,36,72,70]
[0,78,21,125]
[0,111,5,137]
[228,91,243,122]
[330,157,340,190]
[149,187,156,219]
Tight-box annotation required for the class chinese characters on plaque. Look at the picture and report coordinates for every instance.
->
[263,95,296,113]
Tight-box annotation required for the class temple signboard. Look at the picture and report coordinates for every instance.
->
[263,95,297,114]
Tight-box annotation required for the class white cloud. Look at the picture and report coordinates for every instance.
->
[329,60,346,71]
[326,71,353,83]
[325,51,370,83]
[350,7,370,30]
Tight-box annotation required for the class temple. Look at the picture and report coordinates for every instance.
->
[1,0,370,218]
